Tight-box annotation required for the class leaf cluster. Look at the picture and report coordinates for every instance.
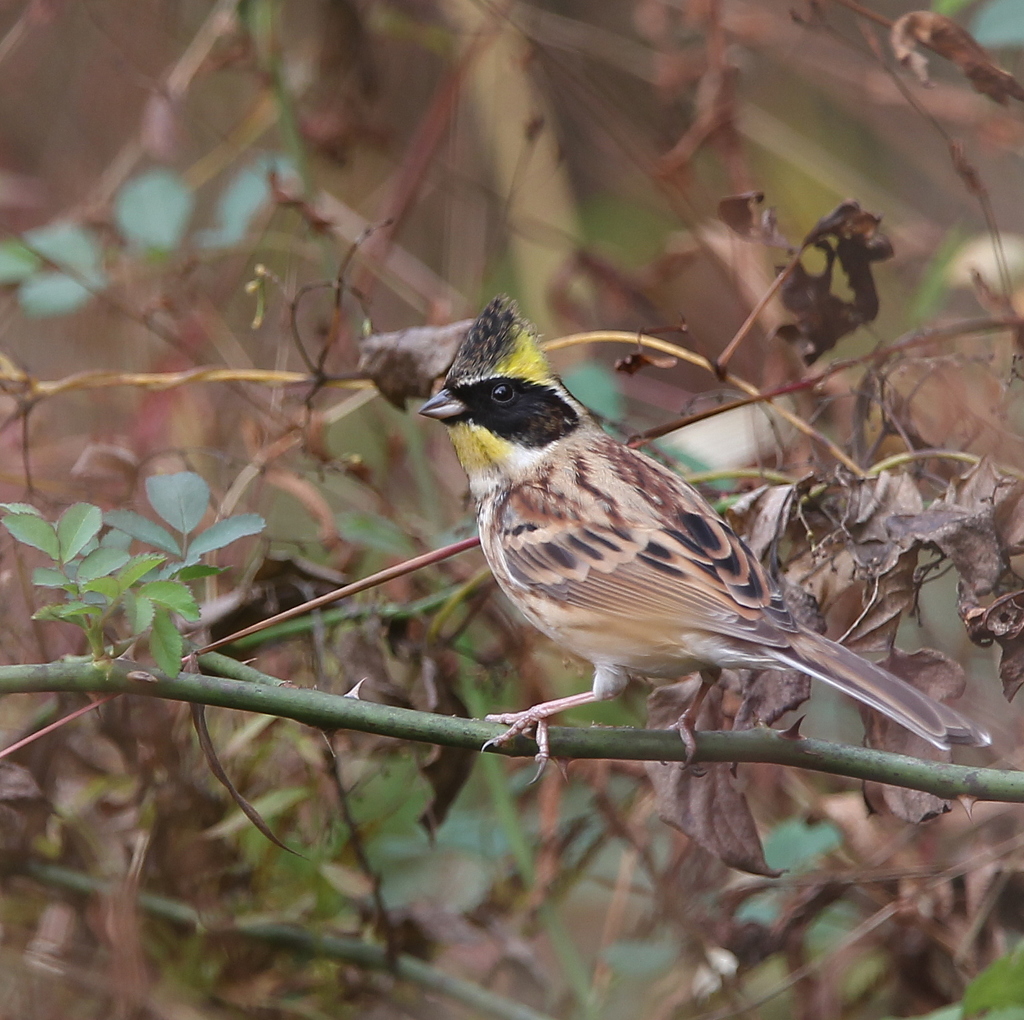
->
[1,471,264,676]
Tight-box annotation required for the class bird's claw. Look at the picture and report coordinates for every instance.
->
[483,711,552,771]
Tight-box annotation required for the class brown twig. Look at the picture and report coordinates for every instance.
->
[196,536,481,653]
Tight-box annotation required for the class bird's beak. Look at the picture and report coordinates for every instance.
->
[419,388,467,420]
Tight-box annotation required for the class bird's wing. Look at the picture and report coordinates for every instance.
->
[489,439,797,651]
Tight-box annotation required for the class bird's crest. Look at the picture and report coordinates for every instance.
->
[446,296,552,387]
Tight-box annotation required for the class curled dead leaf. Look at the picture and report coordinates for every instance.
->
[779,201,893,363]
[891,12,1024,106]
[718,191,792,250]
[358,320,473,408]
[861,647,965,822]
[614,349,678,375]
[646,680,778,876]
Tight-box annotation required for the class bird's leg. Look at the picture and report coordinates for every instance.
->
[484,691,602,762]
[675,668,719,765]
[484,665,629,769]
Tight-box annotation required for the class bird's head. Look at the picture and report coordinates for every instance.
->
[419,297,585,478]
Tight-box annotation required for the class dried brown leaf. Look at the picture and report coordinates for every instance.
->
[964,590,1024,700]
[780,201,893,363]
[646,680,777,876]
[861,648,961,822]
[887,505,1004,602]
[727,484,797,560]
[358,320,472,408]
[614,349,678,375]
[718,192,792,249]
[734,667,811,730]
[0,761,49,860]
[996,634,1024,701]
[891,12,1024,105]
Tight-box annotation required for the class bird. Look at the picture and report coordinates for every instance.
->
[419,296,991,763]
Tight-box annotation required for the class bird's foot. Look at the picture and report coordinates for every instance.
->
[483,710,553,775]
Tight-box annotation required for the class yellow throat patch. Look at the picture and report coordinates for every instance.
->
[448,421,517,474]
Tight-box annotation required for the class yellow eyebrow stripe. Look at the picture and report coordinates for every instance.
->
[493,331,552,385]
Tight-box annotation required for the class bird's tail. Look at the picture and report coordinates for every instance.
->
[773,630,990,750]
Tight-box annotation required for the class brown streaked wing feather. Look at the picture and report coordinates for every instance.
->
[491,436,796,650]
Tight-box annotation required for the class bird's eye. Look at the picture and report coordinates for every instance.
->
[491,382,515,403]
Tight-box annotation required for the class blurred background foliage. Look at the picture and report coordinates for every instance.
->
[0,1,1023,1018]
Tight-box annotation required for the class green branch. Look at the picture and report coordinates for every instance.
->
[23,861,558,1020]
[0,658,1018,802]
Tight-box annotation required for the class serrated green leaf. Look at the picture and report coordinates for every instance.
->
[81,576,118,601]
[187,513,265,559]
[174,563,224,580]
[77,547,130,581]
[101,528,133,550]
[122,591,155,634]
[146,472,209,535]
[0,502,42,515]
[104,510,180,555]
[3,513,59,559]
[150,608,183,678]
[32,566,72,588]
[34,601,100,622]
[115,553,166,590]
[57,503,103,563]
[138,580,200,620]
[114,169,194,252]
[963,946,1024,1015]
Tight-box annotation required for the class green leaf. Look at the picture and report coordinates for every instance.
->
[115,553,166,590]
[187,513,265,559]
[114,169,194,252]
[0,240,40,284]
[963,946,1024,1015]
[563,362,623,421]
[23,221,103,279]
[336,512,414,556]
[57,503,102,563]
[32,566,71,588]
[18,272,94,317]
[104,510,181,556]
[122,591,155,634]
[81,576,118,602]
[3,513,59,559]
[205,787,308,838]
[972,0,1024,47]
[763,819,843,873]
[0,502,42,515]
[18,221,105,318]
[601,937,679,978]
[34,601,100,622]
[77,547,131,581]
[101,527,133,550]
[174,563,223,580]
[197,154,297,248]
[146,472,209,535]
[150,607,183,678]
[138,579,200,621]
